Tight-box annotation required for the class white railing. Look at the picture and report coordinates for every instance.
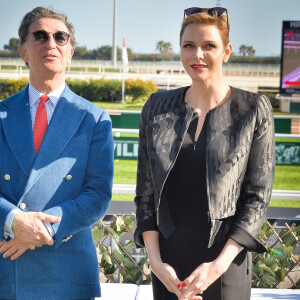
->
[112,128,300,139]
[112,184,300,200]
[0,58,280,92]
[0,58,280,74]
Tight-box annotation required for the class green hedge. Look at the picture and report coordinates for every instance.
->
[0,78,29,100]
[0,78,157,102]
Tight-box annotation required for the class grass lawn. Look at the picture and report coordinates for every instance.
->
[94,101,144,111]
[269,200,300,207]
[112,194,135,201]
[273,166,300,190]
[113,160,137,185]
[113,160,300,207]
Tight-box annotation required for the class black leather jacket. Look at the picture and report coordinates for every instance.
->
[134,86,275,253]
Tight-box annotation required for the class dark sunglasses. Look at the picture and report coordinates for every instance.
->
[29,30,70,46]
[184,7,228,29]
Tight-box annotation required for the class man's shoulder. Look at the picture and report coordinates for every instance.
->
[65,86,109,121]
[0,86,28,110]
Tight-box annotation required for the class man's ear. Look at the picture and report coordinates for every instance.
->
[19,44,28,63]
[67,48,74,65]
[223,42,232,63]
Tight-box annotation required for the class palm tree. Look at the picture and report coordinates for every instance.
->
[239,44,248,57]
[247,46,256,57]
[156,41,173,57]
[156,41,165,53]
[162,42,173,56]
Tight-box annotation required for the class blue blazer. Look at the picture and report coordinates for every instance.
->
[0,85,114,299]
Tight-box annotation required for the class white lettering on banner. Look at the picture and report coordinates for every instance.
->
[290,21,300,28]
[113,141,139,158]
[123,144,133,157]
[276,144,300,164]
[114,141,300,164]
[114,143,122,156]
[133,144,139,157]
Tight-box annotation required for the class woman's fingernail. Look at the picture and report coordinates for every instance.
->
[182,282,186,288]
[177,283,181,288]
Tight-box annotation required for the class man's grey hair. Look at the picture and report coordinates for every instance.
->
[18,6,76,47]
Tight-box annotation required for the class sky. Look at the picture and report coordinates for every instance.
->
[1,0,300,57]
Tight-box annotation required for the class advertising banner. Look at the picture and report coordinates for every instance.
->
[114,137,300,165]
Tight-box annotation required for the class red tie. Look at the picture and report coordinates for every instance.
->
[33,95,49,154]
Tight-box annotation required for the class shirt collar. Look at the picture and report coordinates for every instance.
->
[29,82,66,108]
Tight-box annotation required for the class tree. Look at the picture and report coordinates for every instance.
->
[73,46,88,58]
[156,40,165,53]
[94,45,112,60]
[239,44,248,57]
[155,40,173,57]
[126,47,134,60]
[247,46,255,58]
[239,45,256,57]
[4,38,19,53]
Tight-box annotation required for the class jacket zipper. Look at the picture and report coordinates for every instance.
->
[156,106,194,223]
[205,111,212,226]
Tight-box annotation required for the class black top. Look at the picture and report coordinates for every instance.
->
[164,112,209,225]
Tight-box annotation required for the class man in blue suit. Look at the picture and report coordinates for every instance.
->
[0,7,114,299]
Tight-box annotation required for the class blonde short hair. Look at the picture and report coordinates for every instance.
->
[180,11,230,46]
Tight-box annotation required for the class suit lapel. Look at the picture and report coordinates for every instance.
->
[23,86,87,195]
[1,86,36,176]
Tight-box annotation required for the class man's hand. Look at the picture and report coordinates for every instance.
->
[13,211,61,247]
[0,238,35,260]
[0,212,60,260]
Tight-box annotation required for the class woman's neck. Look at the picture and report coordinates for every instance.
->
[185,79,231,114]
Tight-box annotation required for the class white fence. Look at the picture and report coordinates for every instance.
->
[112,184,300,200]
[0,58,280,92]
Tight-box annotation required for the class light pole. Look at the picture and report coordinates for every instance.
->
[112,0,117,68]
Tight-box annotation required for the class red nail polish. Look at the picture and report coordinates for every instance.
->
[177,283,181,288]
[182,282,186,288]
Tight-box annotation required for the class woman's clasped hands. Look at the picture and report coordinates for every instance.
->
[152,259,226,300]
[177,260,226,300]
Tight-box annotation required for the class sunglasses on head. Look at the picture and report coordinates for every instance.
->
[184,7,228,29]
[29,30,70,46]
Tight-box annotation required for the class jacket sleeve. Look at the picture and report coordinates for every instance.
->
[134,96,158,248]
[43,110,114,248]
[228,95,276,253]
[0,197,19,241]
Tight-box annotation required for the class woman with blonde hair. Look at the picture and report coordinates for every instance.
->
[134,7,275,300]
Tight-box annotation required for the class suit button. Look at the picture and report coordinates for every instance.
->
[19,203,27,210]
[66,174,72,180]
[4,174,10,181]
